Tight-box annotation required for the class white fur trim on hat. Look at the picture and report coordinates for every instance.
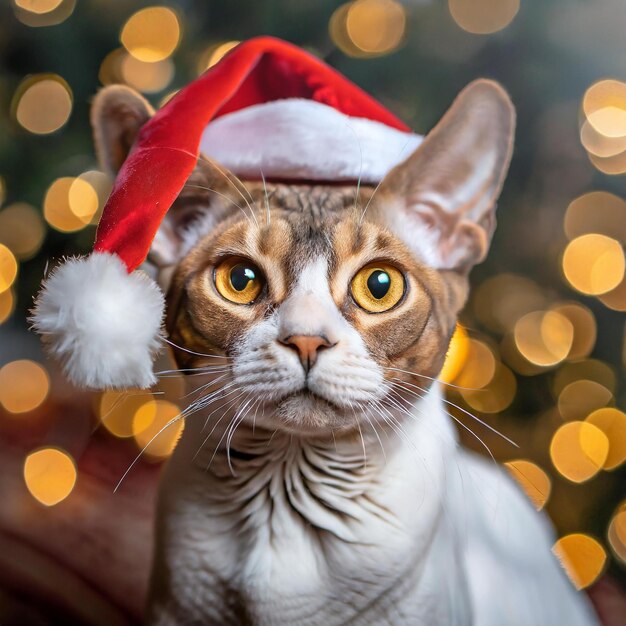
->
[200,99,422,183]
[31,253,165,389]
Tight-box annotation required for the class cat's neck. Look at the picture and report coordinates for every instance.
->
[154,384,468,625]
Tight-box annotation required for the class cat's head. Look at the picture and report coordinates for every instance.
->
[92,82,514,436]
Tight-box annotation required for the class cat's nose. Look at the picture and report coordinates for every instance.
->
[280,334,335,372]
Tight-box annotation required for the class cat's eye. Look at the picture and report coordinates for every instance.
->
[351,263,405,313]
[214,257,264,304]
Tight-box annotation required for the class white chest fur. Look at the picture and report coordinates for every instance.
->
[147,386,597,626]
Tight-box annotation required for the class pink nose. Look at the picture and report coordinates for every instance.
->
[280,334,334,371]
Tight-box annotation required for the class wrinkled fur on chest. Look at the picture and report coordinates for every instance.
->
[148,387,471,626]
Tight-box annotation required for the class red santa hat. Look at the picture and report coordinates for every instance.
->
[32,36,422,389]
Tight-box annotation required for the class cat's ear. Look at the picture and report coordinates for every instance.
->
[376,80,515,273]
[91,85,154,175]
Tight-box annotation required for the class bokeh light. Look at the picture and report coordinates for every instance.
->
[551,303,596,360]
[513,310,574,368]
[0,244,18,293]
[439,324,469,384]
[0,360,50,414]
[23,447,77,506]
[562,234,625,296]
[99,390,156,439]
[448,0,520,35]
[346,0,405,55]
[553,359,616,397]
[582,79,626,138]
[585,408,626,470]
[133,400,184,460]
[599,276,626,311]
[550,421,608,483]
[330,0,405,58]
[14,0,63,13]
[198,41,240,74]
[607,502,626,564]
[121,56,174,94]
[12,0,74,27]
[44,177,94,232]
[453,338,496,389]
[0,203,46,260]
[472,274,546,334]
[120,7,181,63]
[552,533,606,590]
[0,289,15,325]
[460,362,517,414]
[557,380,612,422]
[13,75,72,135]
[504,459,551,510]
[564,191,626,243]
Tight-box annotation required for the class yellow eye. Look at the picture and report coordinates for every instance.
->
[351,262,405,313]
[214,257,264,304]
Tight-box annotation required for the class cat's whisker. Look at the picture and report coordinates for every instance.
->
[361,407,387,463]
[260,169,271,226]
[163,337,232,360]
[182,183,253,227]
[389,377,518,448]
[192,389,249,463]
[226,396,260,475]
[197,154,259,228]
[382,365,482,392]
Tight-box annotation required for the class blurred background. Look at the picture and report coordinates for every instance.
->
[0,0,625,624]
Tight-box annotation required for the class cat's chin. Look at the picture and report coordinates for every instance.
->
[273,391,354,435]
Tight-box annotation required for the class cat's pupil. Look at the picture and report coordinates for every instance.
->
[367,270,391,299]
[230,264,256,291]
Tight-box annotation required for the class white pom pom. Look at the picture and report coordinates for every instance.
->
[31,253,165,389]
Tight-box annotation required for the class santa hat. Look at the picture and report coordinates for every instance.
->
[32,36,422,390]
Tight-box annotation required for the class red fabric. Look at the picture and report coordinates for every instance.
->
[94,37,409,272]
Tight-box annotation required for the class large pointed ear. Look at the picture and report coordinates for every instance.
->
[376,79,515,273]
[91,85,154,175]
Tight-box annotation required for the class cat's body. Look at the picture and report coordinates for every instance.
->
[149,384,595,626]
[87,82,599,625]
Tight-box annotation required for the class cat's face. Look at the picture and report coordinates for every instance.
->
[92,81,514,436]
[164,183,454,434]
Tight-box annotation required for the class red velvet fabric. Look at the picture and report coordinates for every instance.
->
[93,36,409,272]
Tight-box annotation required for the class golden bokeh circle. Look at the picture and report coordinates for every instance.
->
[504,459,551,510]
[23,447,77,506]
[0,244,18,294]
[453,338,497,390]
[133,400,184,460]
[564,191,626,243]
[562,234,625,296]
[551,302,596,360]
[583,80,626,138]
[550,421,608,483]
[513,310,574,367]
[552,534,606,590]
[44,177,92,233]
[599,276,626,311]
[14,0,63,14]
[0,360,50,414]
[198,41,240,74]
[557,380,612,422]
[439,324,469,384]
[14,75,72,135]
[121,6,181,63]
[121,55,175,94]
[553,359,616,397]
[460,362,516,414]
[346,0,406,55]
[0,203,46,260]
[607,505,626,564]
[0,289,15,325]
[99,390,156,439]
[448,0,520,35]
[585,408,626,471]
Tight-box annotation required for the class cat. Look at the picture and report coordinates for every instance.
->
[91,83,599,626]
